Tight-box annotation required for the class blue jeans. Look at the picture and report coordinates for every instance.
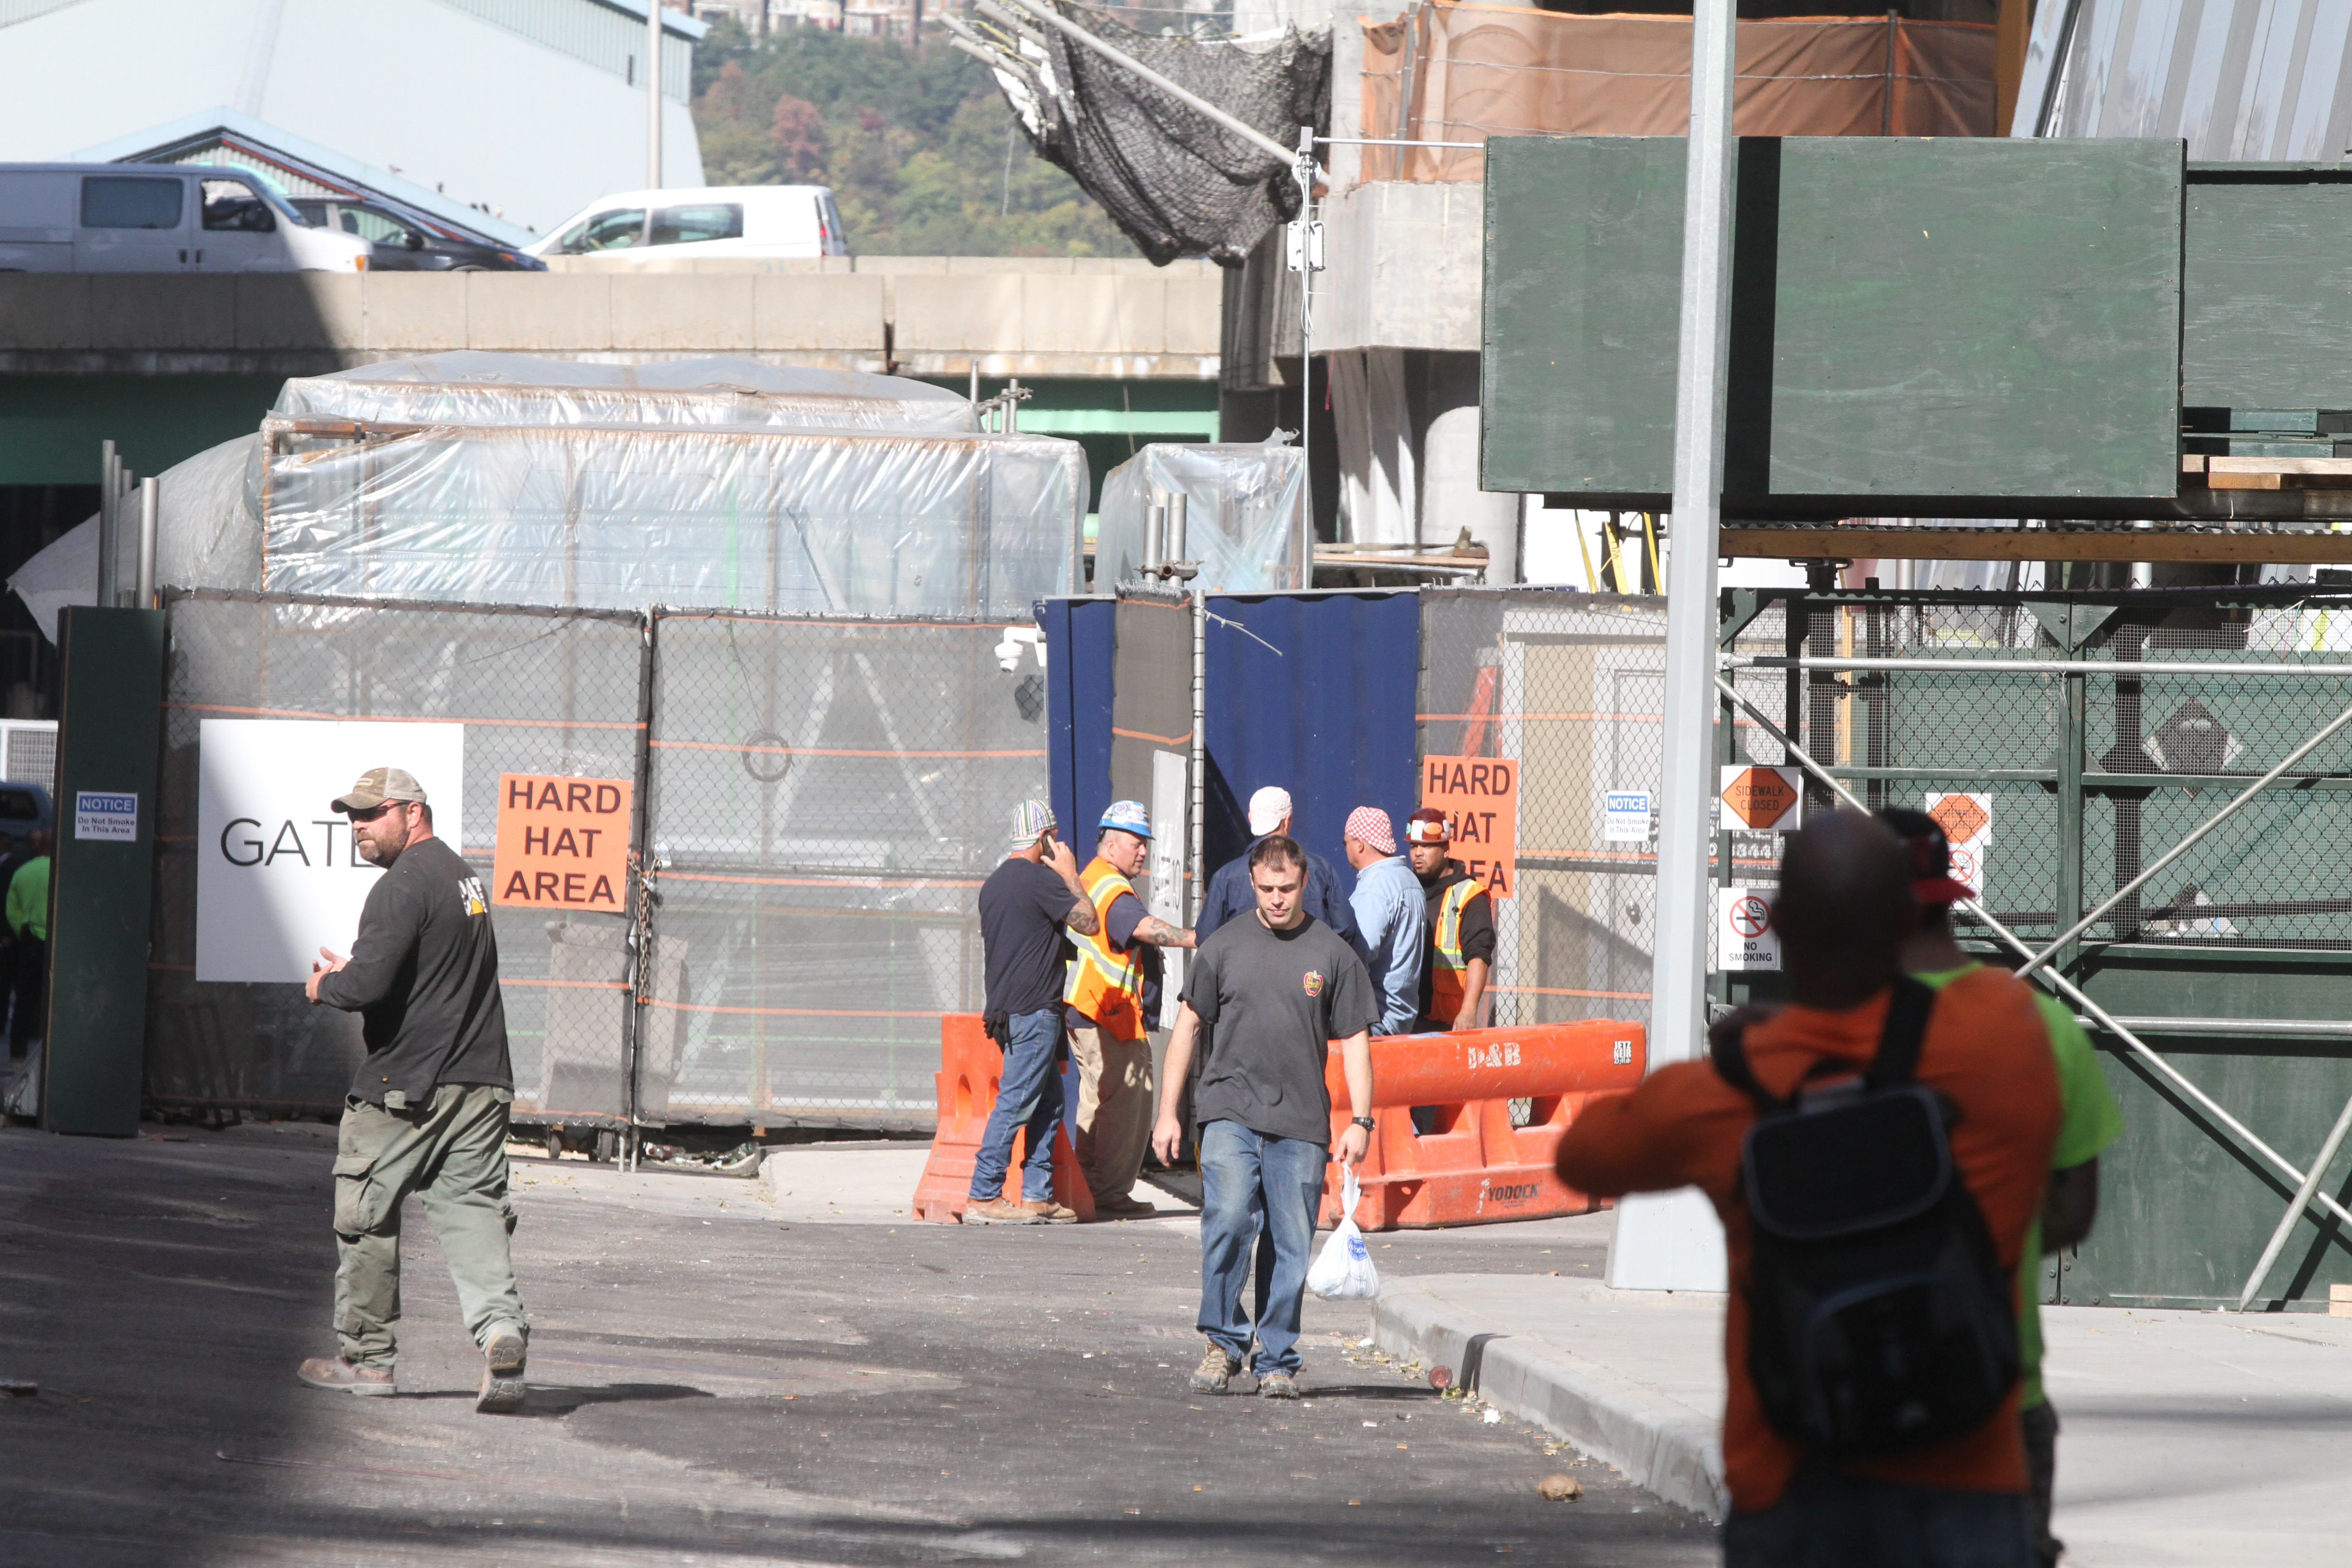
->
[968,1009,1065,1204]
[1725,1465,2035,1568]
[1197,1118,1328,1377]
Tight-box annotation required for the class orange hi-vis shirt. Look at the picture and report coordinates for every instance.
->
[1555,966,2062,1515]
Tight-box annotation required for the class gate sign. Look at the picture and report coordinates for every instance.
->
[196,720,466,983]
[493,774,632,912]
[1721,764,1804,832]
[1422,754,1518,899]
[1926,791,1993,892]
[1718,885,1781,970]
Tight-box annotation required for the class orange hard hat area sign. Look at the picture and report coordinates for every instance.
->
[1720,764,1805,832]
[1421,755,1518,899]
[493,773,632,912]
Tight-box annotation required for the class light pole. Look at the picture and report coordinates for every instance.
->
[1607,0,1737,1293]
[647,0,665,191]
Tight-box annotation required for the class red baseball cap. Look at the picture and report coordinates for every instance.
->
[1875,806,1975,905]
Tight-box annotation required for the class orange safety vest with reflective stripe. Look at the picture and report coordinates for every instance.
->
[1063,857,1146,1042]
[1427,872,1484,1024]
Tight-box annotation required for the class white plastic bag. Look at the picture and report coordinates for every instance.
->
[1307,1168,1381,1300]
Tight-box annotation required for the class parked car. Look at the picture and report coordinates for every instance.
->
[528,186,849,264]
[0,163,370,272]
[289,197,544,272]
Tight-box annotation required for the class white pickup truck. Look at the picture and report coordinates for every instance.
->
[0,163,372,273]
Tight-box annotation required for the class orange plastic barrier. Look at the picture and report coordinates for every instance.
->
[911,1013,1097,1224]
[1316,1020,1645,1230]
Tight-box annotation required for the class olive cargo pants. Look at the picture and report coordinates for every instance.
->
[333,1083,529,1370]
[1069,1024,1155,1205]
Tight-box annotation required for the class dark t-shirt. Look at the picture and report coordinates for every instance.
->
[978,856,1075,1017]
[312,835,510,1107]
[1183,912,1375,1146]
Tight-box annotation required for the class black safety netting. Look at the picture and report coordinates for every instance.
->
[989,7,1329,266]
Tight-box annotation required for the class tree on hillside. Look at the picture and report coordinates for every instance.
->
[692,19,1137,258]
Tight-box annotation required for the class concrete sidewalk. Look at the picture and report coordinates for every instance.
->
[1373,1271,2352,1564]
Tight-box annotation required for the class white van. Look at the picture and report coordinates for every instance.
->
[0,163,371,273]
[530,186,849,264]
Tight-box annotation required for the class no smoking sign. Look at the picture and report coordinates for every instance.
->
[1718,885,1781,971]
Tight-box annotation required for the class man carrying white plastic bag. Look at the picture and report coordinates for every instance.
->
[1153,835,1377,1401]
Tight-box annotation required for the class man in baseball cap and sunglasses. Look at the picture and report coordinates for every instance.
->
[297,766,531,1415]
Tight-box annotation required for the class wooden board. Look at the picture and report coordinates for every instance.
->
[1483,137,2183,512]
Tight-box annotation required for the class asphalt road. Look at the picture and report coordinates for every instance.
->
[0,1121,1715,1567]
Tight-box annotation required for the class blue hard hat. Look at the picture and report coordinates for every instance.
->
[1099,799,1153,840]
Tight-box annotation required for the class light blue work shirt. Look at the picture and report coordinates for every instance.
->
[1349,853,1429,1037]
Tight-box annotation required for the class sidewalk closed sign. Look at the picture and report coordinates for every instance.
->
[1718,886,1780,970]
[1720,765,1804,833]
[1422,754,1517,898]
[493,774,631,912]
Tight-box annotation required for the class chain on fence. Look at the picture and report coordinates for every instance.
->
[148,590,646,1122]
[640,609,1050,1128]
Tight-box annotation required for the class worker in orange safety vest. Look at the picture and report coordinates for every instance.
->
[1065,799,1196,1217]
[1403,807,1496,1032]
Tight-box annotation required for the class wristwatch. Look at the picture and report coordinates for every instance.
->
[1350,1115,1377,1132]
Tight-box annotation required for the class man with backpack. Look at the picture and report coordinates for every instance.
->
[1555,811,2061,1565]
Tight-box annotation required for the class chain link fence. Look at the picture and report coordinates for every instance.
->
[147,590,645,1122]
[640,609,1050,1127]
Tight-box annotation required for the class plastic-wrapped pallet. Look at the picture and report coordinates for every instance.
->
[1095,442,1308,593]
[257,420,1086,617]
[269,352,978,433]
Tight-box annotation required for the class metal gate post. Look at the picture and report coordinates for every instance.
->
[622,609,659,1172]
[2056,651,2085,984]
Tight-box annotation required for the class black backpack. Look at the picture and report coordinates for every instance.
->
[1711,978,2020,1455]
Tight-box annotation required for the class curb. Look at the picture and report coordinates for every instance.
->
[1370,1279,1730,1522]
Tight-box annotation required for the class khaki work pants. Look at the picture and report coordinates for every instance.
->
[1069,1024,1155,1205]
[333,1082,529,1370]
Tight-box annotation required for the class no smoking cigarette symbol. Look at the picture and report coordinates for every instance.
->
[1730,895,1771,938]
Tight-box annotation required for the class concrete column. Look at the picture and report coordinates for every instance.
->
[1420,403,1517,584]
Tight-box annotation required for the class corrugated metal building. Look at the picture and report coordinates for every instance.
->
[2014,0,2352,157]
[0,0,707,245]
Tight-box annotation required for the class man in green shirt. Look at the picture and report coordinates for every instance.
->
[5,829,48,1061]
[1879,808,2122,1568]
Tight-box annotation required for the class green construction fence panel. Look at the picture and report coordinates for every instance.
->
[42,606,165,1137]
[1482,136,2184,516]
[2183,164,2352,415]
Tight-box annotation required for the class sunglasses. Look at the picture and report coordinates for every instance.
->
[347,802,402,823]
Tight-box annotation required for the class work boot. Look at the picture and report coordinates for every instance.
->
[1257,1370,1301,1400]
[298,1356,395,1396]
[1092,1195,1158,1219]
[475,1328,527,1415]
[962,1197,1041,1225]
[1017,1198,1078,1224]
[1191,1342,1242,1393]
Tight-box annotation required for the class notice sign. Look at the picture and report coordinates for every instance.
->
[1422,754,1518,898]
[1602,789,1653,843]
[1718,885,1781,970]
[74,790,138,841]
[493,774,632,912]
[196,720,466,983]
[1720,765,1805,833]
[1926,791,1993,892]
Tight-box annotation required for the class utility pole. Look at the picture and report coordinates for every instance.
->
[1607,0,1736,1294]
[647,0,665,191]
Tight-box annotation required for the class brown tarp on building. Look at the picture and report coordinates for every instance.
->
[1360,5,1996,182]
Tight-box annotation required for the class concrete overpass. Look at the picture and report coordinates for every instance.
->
[0,257,1225,489]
